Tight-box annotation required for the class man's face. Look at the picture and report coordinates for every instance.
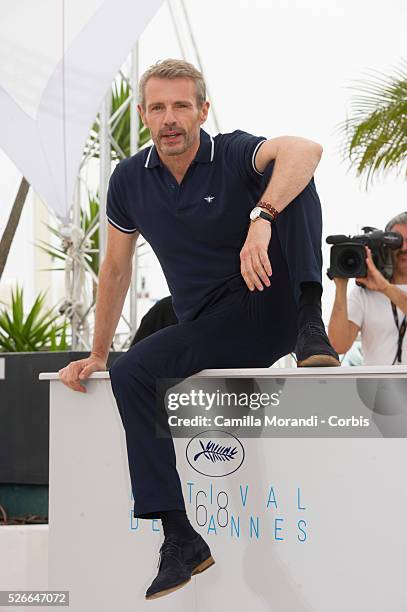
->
[390,223,407,276]
[138,77,209,158]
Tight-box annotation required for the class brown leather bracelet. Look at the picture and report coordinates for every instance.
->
[257,201,279,221]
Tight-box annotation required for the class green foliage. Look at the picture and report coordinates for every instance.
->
[85,74,151,161]
[34,191,99,277]
[34,191,148,277]
[336,59,407,190]
[80,193,99,276]
[0,285,69,352]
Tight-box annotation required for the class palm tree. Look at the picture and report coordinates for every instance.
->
[336,59,407,190]
[0,178,30,281]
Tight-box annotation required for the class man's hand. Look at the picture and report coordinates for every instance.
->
[58,354,107,393]
[356,246,389,292]
[240,219,272,291]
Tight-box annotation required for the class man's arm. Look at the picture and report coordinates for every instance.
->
[240,136,323,291]
[381,284,407,315]
[59,224,139,392]
[328,278,360,354]
[255,136,323,212]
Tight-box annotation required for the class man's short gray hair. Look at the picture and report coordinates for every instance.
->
[138,59,206,110]
[385,212,407,231]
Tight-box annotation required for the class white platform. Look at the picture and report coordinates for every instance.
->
[0,525,48,607]
[38,367,407,612]
[40,365,407,379]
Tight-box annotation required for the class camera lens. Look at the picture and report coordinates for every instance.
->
[338,248,364,274]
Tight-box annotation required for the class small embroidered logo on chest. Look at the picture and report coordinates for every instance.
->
[204,195,215,203]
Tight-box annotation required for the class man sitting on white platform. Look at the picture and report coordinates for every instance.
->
[58,58,340,601]
[328,212,407,365]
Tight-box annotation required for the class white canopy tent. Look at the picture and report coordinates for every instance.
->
[0,0,164,349]
[0,0,163,222]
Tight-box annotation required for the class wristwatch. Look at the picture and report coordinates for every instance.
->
[250,206,274,223]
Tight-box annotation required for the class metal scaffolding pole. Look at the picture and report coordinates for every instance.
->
[64,174,92,351]
[129,43,139,333]
[98,91,112,265]
[71,177,81,349]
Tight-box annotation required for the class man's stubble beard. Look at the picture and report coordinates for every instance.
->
[160,140,189,157]
[155,128,199,157]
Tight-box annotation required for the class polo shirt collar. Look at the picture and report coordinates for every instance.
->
[194,128,215,163]
[144,128,214,169]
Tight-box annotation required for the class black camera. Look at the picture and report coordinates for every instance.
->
[326,226,403,280]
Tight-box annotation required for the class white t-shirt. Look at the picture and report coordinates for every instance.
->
[347,283,407,365]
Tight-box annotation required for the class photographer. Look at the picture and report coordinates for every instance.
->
[328,212,407,365]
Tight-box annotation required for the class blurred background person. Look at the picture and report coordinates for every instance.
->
[328,212,407,365]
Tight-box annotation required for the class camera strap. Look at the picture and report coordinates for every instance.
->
[391,302,407,364]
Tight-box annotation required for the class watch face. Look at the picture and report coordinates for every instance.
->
[250,207,261,221]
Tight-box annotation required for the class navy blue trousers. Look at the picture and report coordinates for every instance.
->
[109,179,323,519]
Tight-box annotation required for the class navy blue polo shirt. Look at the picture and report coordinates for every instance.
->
[106,128,274,323]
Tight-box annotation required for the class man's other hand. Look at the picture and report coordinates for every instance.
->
[356,246,389,292]
[240,219,272,291]
[58,354,107,393]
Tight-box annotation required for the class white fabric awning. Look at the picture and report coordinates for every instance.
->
[0,0,163,221]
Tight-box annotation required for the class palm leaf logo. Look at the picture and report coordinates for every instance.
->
[193,440,238,463]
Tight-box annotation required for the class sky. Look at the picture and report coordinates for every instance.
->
[0,0,406,326]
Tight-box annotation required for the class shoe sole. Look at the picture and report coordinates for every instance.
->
[297,354,341,367]
[145,555,215,600]
[145,578,191,600]
[191,554,216,575]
